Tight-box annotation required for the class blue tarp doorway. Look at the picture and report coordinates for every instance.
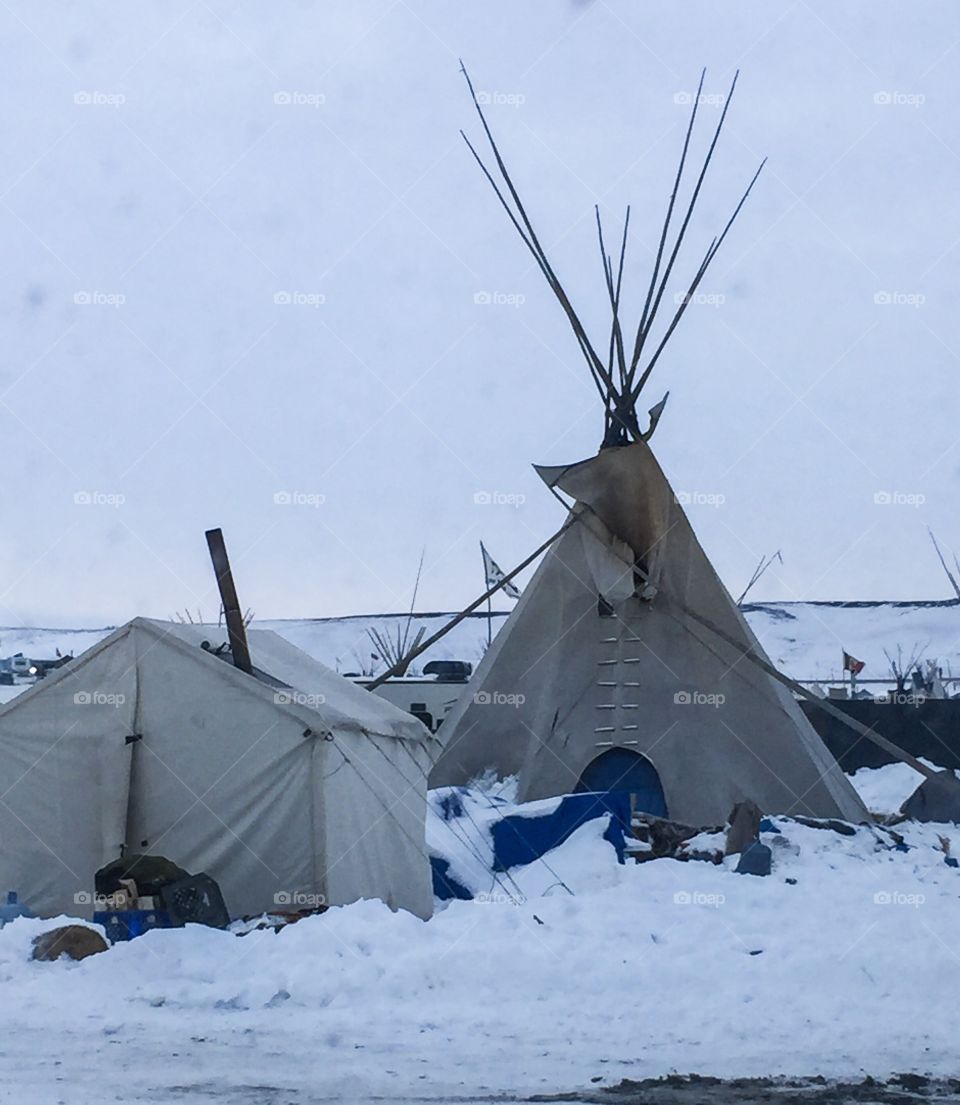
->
[575,747,668,818]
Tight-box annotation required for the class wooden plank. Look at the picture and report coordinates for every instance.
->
[204,528,253,676]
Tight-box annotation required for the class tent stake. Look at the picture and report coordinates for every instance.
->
[205,527,253,675]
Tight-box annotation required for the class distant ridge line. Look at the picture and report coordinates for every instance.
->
[265,611,511,623]
[272,599,960,622]
[1,597,955,635]
[742,597,960,611]
[0,625,118,634]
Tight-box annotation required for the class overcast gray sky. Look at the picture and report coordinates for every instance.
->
[0,1,958,626]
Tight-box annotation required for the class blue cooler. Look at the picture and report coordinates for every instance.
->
[95,908,174,942]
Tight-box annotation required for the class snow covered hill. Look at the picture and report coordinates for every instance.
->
[742,599,960,684]
[267,600,960,687]
[0,599,957,705]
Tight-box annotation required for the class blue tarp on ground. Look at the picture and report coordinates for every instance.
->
[430,789,632,901]
[491,791,632,873]
[430,855,473,901]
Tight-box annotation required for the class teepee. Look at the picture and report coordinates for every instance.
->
[431,69,867,826]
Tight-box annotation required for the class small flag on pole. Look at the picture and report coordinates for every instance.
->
[842,651,865,676]
[481,542,520,600]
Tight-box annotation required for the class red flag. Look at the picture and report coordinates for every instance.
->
[843,651,865,676]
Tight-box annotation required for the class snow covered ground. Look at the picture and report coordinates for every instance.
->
[850,758,944,818]
[0,762,957,1104]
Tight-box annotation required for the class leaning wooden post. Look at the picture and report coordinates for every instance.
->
[205,528,253,675]
[367,518,574,691]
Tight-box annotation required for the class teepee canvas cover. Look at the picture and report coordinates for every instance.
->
[0,618,436,920]
[432,443,867,824]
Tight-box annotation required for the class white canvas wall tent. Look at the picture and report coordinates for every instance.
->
[431,68,868,826]
[0,618,437,921]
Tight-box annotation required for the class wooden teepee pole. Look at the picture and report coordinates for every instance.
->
[367,519,574,690]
